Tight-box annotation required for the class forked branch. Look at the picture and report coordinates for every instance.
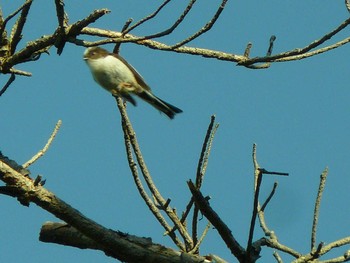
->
[115,97,194,251]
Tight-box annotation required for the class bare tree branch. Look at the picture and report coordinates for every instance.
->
[141,0,197,40]
[311,167,328,251]
[0,0,31,38]
[116,98,186,251]
[115,97,194,251]
[122,0,172,35]
[260,182,278,212]
[189,222,211,254]
[54,0,69,54]
[171,0,228,48]
[1,7,110,75]
[262,238,302,259]
[0,73,15,96]
[0,153,207,263]
[192,115,219,251]
[310,169,328,250]
[54,0,67,28]
[10,0,33,54]
[272,251,283,263]
[40,222,106,251]
[1,1,350,80]
[22,120,62,168]
[239,17,350,66]
[187,180,246,262]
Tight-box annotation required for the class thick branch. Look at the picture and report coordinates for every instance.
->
[0,154,207,263]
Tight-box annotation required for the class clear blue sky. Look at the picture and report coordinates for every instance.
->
[1,1,350,262]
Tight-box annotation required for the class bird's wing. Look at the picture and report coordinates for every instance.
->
[114,53,152,91]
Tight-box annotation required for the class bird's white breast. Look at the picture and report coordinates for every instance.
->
[86,55,136,93]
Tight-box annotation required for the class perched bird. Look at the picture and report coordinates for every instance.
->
[83,46,182,119]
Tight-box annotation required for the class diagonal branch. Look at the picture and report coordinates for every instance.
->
[117,99,185,251]
[171,0,228,48]
[0,0,31,38]
[239,16,350,66]
[22,120,62,168]
[141,0,197,40]
[54,0,69,54]
[0,153,206,263]
[311,167,328,251]
[115,97,193,251]
[122,0,172,35]
[0,73,15,97]
[188,180,246,262]
[192,115,219,248]
[10,0,33,54]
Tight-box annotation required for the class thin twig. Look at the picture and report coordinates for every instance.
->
[171,0,228,48]
[115,97,193,250]
[199,122,219,185]
[248,35,277,70]
[180,198,194,226]
[141,0,197,40]
[246,144,260,255]
[257,208,273,238]
[196,115,216,187]
[22,120,62,168]
[273,251,283,263]
[259,168,289,176]
[192,205,200,249]
[188,221,211,254]
[192,115,218,246]
[121,18,133,35]
[260,182,278,212]
[246,168,263,257]
[8,67,32,76]
[122,0,172,35]
[310,242,324,260]
[267,35,276,56]
[311,167,328,250]
[113,18,133,54]
[244,43,252,57]
[67,9,110,37]
[0,73,15,97]
[263,238,302,259]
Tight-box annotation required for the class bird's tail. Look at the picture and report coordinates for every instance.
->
[137,90,183,119]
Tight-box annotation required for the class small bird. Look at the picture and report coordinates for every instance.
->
[83,46,183,119]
